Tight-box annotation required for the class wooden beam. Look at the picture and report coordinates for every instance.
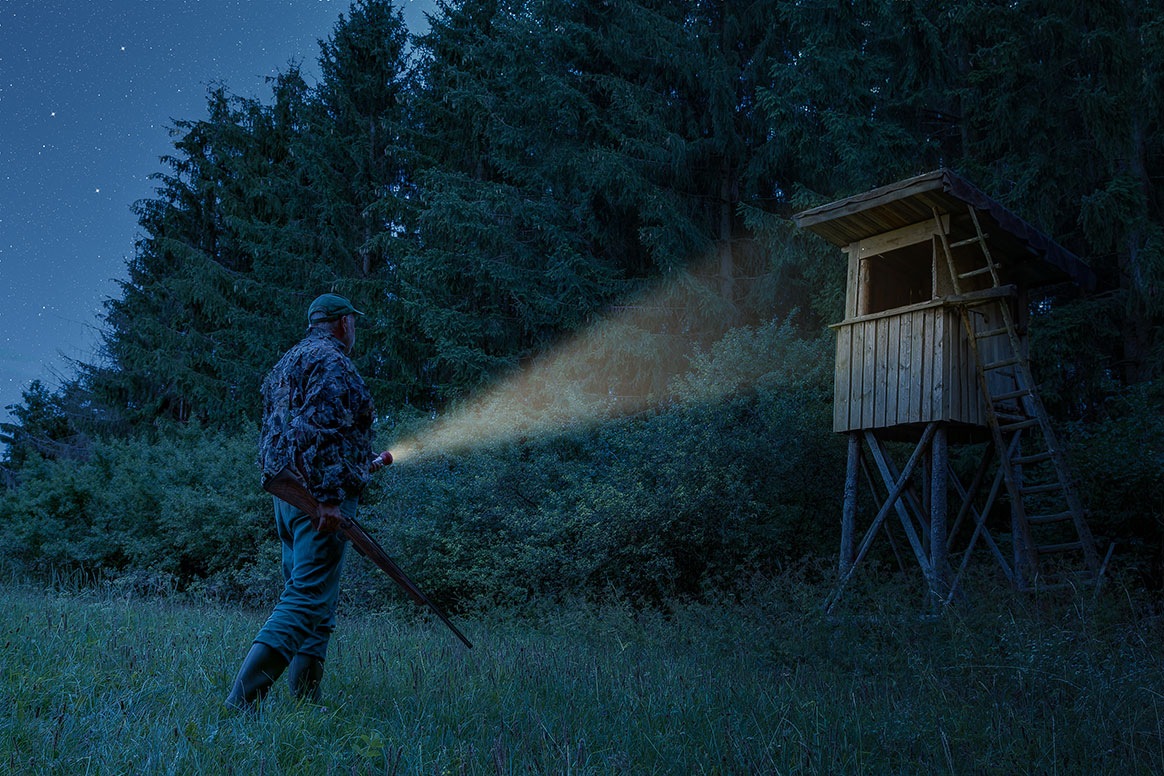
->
[856,215,950,260]
[825,424,938,613]
[930,424,949,598]
[947,443,994,544]
[865,431,934,580]
[945,285,1017,305]
[858,255,872,316]
[945,461,1017,605]
[829,298,945,329]
[844,243,860,320]
[860,452,909,575]
[840,433,861,576]
[870,424,931,534]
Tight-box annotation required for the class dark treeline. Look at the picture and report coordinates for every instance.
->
[2,0,1161,602]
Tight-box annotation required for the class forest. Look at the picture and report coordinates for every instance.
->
[1,0,1162,606]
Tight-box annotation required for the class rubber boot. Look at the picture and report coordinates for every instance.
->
[287,654,325,703]
[224,642,288,712]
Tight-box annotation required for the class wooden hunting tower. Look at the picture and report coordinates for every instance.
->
[793,169,1109,607]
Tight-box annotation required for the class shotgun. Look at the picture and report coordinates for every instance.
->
[263,466,473,649]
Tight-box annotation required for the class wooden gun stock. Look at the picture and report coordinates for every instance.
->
[263,467,473,649]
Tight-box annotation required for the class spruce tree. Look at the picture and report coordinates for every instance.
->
[399,0,620,404]
[92,69,354,426]
[948,0,1163,390]
[86,1,419,426]
[398,0,819,405]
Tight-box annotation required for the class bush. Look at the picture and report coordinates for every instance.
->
[351,318,844,606]
[1064,380,1164,583]
[0,320,848,606]
[0,424,273,599]
[351,385,842,608]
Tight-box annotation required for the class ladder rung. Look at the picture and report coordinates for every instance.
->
[1021,482,1062,496]
[1038,541,1083,555]
[950,235,988,249]
[1028,510,1074,525]
[993,388,1032,402]
[984,357,1020,371]
[1000,418,1040,432]
[948,285,1018,305]
[996,412,1026,423]
[959,266,994,279]
[975,326,1010,339]
[1013,451,1053,465]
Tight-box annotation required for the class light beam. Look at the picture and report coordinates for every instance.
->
[387,258,751,464]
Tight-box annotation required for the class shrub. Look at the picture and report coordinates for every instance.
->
[0,424,271,597]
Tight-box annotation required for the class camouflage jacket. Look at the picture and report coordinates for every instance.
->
[258,327,375,504]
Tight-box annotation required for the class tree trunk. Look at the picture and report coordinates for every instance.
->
[1120,115,1155,384]
[718,156,734,305]
[363,117,376,279]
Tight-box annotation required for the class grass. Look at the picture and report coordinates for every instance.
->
[1,572,1163,775]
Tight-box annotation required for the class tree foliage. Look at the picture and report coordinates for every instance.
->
[10,0,1156,433]
[3,0,1163,592]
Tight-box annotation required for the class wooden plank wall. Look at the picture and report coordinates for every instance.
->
[834,304,997,432]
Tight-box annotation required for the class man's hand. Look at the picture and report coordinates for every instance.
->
[314,502,344,533]
[368,450,393,474]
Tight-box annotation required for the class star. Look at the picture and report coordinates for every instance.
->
[50,111,55,116]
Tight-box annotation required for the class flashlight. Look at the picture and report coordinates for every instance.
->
[369,450,393,473]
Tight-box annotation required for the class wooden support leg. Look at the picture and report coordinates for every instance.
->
[840,433,861,577]
[930,424,949,599]
[825,424,938,613]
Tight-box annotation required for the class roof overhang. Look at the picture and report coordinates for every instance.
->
[793,169,1096,291]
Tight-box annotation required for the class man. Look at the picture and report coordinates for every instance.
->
[226,292,388,710]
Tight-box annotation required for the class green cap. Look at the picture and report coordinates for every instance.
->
[307,293,364,323]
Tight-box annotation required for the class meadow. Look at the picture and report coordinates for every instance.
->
[2,572,1163,776]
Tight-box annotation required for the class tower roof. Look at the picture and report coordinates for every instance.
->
[793,169,1096,291]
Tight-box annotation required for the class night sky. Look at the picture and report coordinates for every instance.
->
[0,0,433,426]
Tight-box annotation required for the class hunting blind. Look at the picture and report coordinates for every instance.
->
[793,169,1110,608]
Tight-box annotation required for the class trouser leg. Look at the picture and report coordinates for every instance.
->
[223,496,351,710]
[253,495,352,662]
[271,505,338,657]
[294,577,340,660]
[283,508,342,705]
[227,496,352,710]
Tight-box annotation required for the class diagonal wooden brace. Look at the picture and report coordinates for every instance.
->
[946,465,1014,605]
[865,431,935,582]
[826,423,937,613]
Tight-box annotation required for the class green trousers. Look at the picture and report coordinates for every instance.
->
[253,496,354,663]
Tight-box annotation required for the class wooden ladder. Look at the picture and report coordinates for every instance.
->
[934,207,1103,591]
